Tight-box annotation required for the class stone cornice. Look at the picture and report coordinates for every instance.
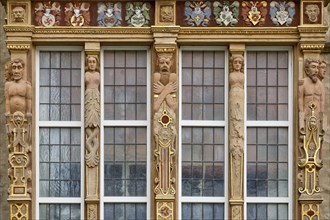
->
[151,26,180,34]
[298,26,329,34]
[179,27,299,35]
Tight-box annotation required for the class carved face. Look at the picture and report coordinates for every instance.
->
[158,56,172,73]
[305,4,320,23]
[13,113,24,127]
[12,62,24,81]
[12,6,25,22]
[87,57,97,71]
[306,61,319,83]
[318,62,326,81]
[233,58,243,72]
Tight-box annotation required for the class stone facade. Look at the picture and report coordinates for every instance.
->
[0,3,10,219]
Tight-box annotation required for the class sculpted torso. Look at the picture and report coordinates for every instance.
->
[6,81,31,114]
[229,71,244,89]
[85,71,100,89]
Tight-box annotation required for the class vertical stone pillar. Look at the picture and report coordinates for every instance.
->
[228,44,245,220]
[84,42,101,220]
[298,2,327,219]
[152,2,179,218]
[5,1,33,219]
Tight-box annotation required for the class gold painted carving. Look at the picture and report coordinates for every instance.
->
[7,44,31,51]
[160,5,174,23]
[300,44,325,50]
[302,203,320,220]
[153,51,177,198]
[10,203,29,220]
[157,201,173,220]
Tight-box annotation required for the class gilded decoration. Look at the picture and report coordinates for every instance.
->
[153,51,177,197]
[242,1,267,26]
[97,2,122,27]
[301,203,320,220]
[160,5,174,23]
[34,2,61,27]
[125,2,151,27]
[157,201,173,220]
[269,1,295,26]
[184,1,211,26]
[10,203,29,220]
[64,2,90,26]
[213,1,239,26]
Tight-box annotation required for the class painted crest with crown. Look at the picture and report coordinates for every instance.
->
[34,1,61,27]
[97,2,122,27]
[270,1,295,26]
[125,2,151,27]
[213,1,239,26]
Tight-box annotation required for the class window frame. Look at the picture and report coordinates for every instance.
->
[243,46,293,220]
[178,46,229,220]
[35,46,85,219]
[100,46,151,219]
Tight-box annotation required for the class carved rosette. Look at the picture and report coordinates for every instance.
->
[228,53,244,220]
[153,48,177,219]
[297,58,326,220]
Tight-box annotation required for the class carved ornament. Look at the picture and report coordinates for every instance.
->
[160,5,174,23]
[6,44,31,51]
[151,26,180,34]
[10,203,29,220]
[305,4,320,23]
[87,204,98,220]
[213,1,239,26]
[300,44,325,50]
[269,1,296,26]
[184,1,211,27]
[157,201,173,220]
[242,1,267,26]
[11,6,26,23]
[301,203,320,220]
[97,2,122,27]
[125,2,151,27]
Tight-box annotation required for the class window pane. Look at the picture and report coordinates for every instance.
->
[182,51,225,120]
[182,127,224,197]
[104,203,146,220]
[247,204,288,220]
[39,204,80,220]
[39,51,81,121]
[182,203,224,220]
[104,50,147,120]
[104,127,147,196]
[39,128,81,197]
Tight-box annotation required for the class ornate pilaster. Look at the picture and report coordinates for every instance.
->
[84,42,100,220]
[297,2,327,219]
[228,44,245,220]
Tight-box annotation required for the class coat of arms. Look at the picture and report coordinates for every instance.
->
[34,1,61,27]
[64,2,90,26]
[97,2,122,27]
[213,1,239,26]
[184,1,211,27]
[270,1,295,26]
[125,2,151,27]
[242,1,267,26]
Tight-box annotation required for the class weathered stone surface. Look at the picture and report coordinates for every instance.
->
[320,3,330,219]
[0,2,10,219]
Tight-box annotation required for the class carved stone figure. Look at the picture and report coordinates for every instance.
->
[242,1,267,26]
[318,60,327,81]
[12,6,26,23]
[184,1,211,27]
[125,2,151,27]
[153,52,177,197]
[160,5,174,22]
[229,55,244,201]
[305,4,320,23]
[64,2,90,26]
[153,53,177,112]
[34,2,61,27]
[269,1,295,26]
[84,55,100,168]
[213,1,239,26]
[97,2,122,27]
[299,58,324,120]
[4,59,32,116]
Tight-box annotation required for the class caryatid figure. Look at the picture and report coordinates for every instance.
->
[5,59,32,116]
[84,55,100,168]
[153,53,177,112]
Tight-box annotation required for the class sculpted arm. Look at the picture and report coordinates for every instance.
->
[5,82,10,114]
[298,80,304,113]
[26,83,32,114]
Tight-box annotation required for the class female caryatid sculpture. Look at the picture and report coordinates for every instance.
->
[229,54,244,202]
[84,55,100,168]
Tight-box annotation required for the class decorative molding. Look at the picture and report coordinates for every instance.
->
[300,44,325,50]
[6,44,31,50]
[155,47,176,53]
[33,27,152,35]
[151,26,180,33]
[179,27,298,35]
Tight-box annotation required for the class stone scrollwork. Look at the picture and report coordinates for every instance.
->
[153,51,177,199]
